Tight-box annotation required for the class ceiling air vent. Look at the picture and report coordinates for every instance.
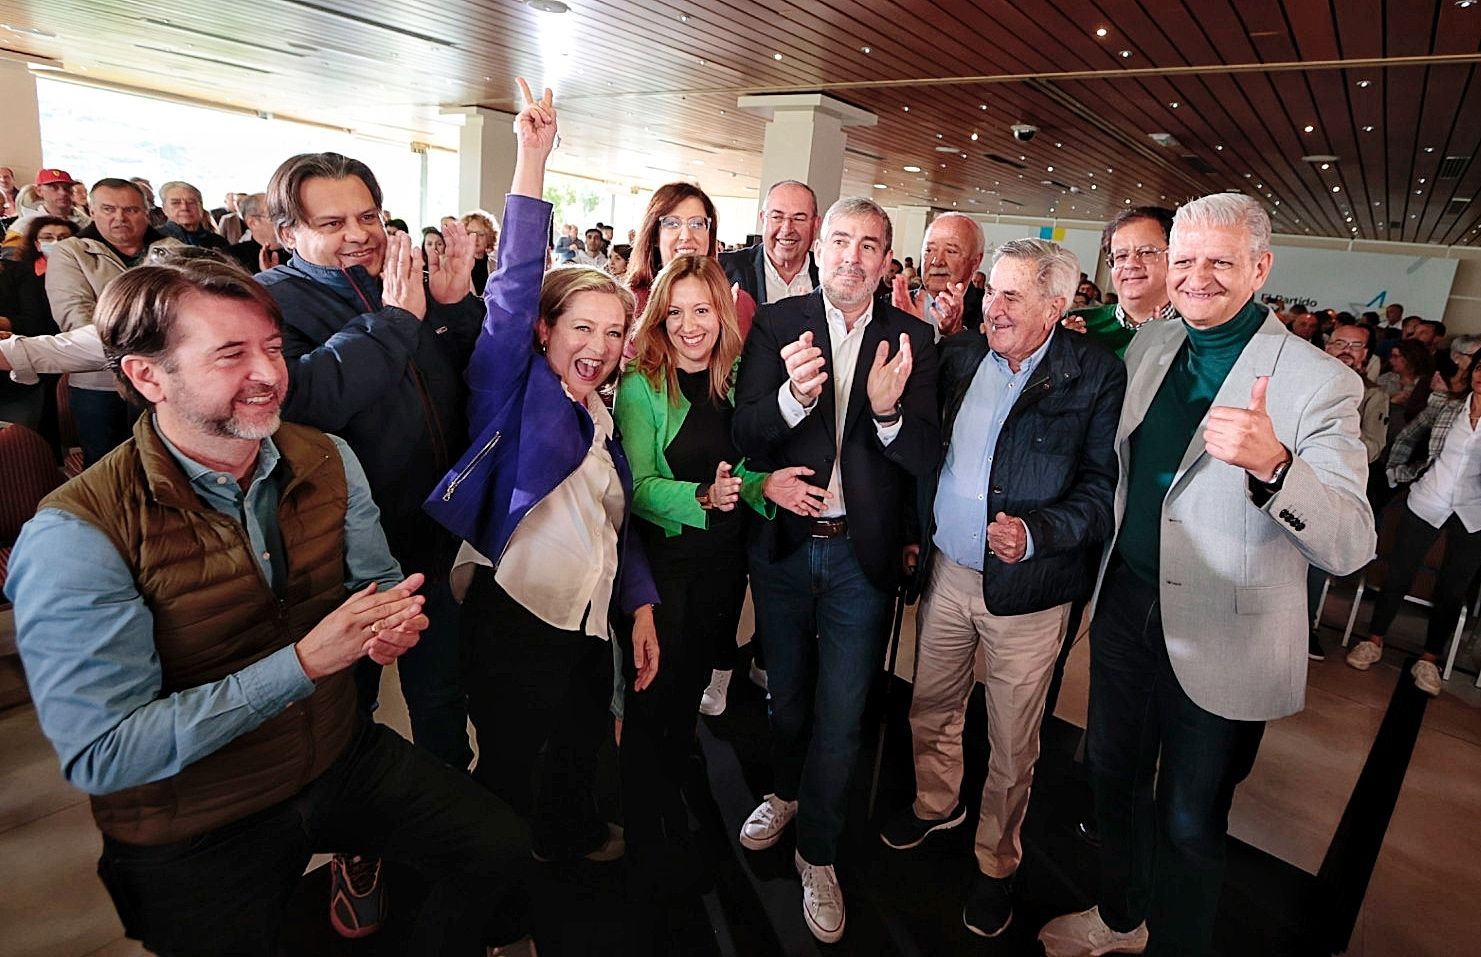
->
[1438,156,1472,179]
[1445,197,1473,215]
[1182,155,1217,175]
[983,153,1027,170]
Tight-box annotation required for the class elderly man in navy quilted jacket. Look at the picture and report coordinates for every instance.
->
[879,237,1126,939]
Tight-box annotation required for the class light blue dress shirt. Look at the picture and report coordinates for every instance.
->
[932,331,1056,571]
[5,424,403,796]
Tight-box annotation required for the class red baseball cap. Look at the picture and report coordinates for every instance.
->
[35,168,79,187]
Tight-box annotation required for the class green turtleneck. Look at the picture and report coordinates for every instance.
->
[1116,298,1267,585]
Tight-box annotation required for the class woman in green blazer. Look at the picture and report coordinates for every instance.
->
[613,255,820,904]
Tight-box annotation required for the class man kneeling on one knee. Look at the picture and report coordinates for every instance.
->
[7,258,529,957]
[881,238,1125,938]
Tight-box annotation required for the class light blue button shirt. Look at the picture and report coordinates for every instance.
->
[6,424,403,796]
[932,331,1056,571]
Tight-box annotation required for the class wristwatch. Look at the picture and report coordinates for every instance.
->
[871,403,903,426]
[1258,448,1293,490]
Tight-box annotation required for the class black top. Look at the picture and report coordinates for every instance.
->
[667,368,739,485]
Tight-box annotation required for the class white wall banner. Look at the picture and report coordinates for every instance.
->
[1262,243,1458,320]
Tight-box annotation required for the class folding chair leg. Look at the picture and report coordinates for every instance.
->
[1313,575,1332,631]
[1342,580,1366,648]
[1443,607,1467,681]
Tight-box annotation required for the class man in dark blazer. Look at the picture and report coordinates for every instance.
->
[732,196,940,944]
[879,238,1126,938]
[891,212,986,338]
[719,180,821,305]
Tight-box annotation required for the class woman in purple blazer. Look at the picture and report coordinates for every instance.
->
[424,81,659,865]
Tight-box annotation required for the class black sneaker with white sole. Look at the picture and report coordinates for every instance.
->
[878,802,968,850]
[1308,630,1326,661]
[963,872,1014,938]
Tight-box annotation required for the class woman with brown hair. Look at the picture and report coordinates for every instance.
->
[613,253,822,911]
[626,183,756,338]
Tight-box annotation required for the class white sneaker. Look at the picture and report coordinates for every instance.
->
[795,850,845,943]
[1413,659,1442,696]
[1345,640,1383,670]
[1038,906,1148,957]
[739,793,798,850]
[749,661,769,691]
[699,668,732,716]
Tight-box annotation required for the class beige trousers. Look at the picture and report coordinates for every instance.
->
[908,554,1070,878]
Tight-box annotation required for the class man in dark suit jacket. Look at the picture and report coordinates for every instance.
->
[732,196,940,945]
[880,239,1125,938]
[719,180,821,306]
[891,212,986,338]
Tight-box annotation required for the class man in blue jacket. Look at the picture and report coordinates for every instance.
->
[256,151,485,935]
[879,238,1126,939]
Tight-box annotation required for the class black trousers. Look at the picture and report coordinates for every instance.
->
[1368,505,1481,656]
[96,720,530,957]
[1088,559,1266,957]
[463,568,613,860]
[620,524,748,851]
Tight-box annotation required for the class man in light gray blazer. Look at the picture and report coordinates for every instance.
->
[1040,193,1375,957]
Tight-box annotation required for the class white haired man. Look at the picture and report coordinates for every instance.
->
[1039,193,1375,956]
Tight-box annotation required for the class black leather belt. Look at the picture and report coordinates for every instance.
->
[809,518,848,538]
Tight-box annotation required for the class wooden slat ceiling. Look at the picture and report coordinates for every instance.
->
[2,0,1480,244]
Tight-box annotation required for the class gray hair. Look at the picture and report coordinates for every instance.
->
[1450,334,1481,357]
[992,238,1079,305]
[238,191,268,219]
[1171,193,1272,257]
[820,196,893,254]
[159,180,204,205]
[925,212,986,263]
[764,179,819,218]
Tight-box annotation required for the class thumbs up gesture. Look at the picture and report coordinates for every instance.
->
[1203,376,1290,482]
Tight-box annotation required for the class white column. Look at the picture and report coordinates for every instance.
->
[0,62,45,184]
[737,94,877,218]
[441,106,518,221]
[892,205,933,266]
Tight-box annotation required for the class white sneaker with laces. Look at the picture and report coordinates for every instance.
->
[739,793,798,850]
[1413,659,1442,696]
[699,668,733,716]
[1038,906,1148,957]
[795,850,845,943]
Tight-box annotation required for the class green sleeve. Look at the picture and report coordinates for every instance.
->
[614,371,708,533]
[734,459,776,519]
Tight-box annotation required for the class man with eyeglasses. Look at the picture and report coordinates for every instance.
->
[1305,321,1389,659]
[720,179,821,305]
[1064,206,1176,357]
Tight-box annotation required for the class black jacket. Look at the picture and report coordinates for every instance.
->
[917,327,1125,615]
[733,289,941,591]
[719,243,820,306]
[258,260,484,576]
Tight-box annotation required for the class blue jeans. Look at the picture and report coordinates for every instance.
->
[749,534,892,865]
[1088,558,1265,957]
[70,386,134,467]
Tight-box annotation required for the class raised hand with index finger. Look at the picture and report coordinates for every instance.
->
[513,76,558,155]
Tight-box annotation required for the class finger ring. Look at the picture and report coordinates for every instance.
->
[370,620,382,634]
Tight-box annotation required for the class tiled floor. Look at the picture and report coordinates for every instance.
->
[1,582,1477,957]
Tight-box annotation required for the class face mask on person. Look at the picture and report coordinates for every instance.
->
[39,241,59,252]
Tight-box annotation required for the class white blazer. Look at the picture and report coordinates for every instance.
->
[1093,311,1376,721]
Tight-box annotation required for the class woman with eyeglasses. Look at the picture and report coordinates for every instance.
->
[626,183,756,340]
[1346,352,1481,696]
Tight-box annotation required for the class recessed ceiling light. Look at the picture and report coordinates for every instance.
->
[1047,166,1054,171]
[1458,0,1476,8]
[678,13,688,21]
[1215,144,1224,151]
[1320,163,1330,170]
[1356,79,1372,88]
[1096,27,1109,37]
[1362,125,1375,132]
[873,183,888,189]
[773,52,783,60]
[970,132,979,141]
[1332,185,1342,192]
[903,105,910,112]
[1169,101,1180,108]
[861,46,872,53]
[1416,189,1424,195]
[526,0,569,12]
[1425,146,1436,152]
[1303,124,1315,132]
[903,165,921,172]
[1090,184,1097,190]
[936,133,944,139]
[1420,177,1427,183]
[1119,50,1132,58]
